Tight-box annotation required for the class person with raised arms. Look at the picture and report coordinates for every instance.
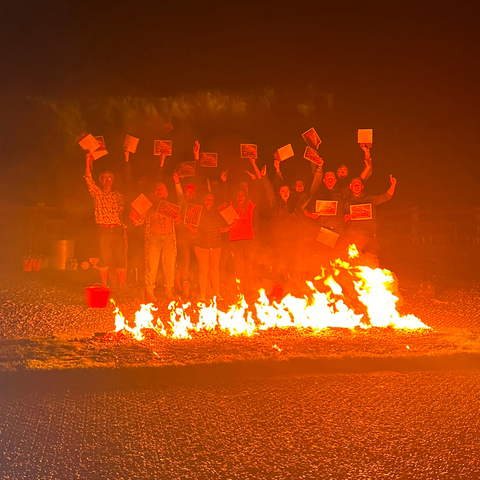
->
[84,153,126,288]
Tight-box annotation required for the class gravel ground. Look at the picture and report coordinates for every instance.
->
[1,371,480,480]
[1,265,480,341]
[2,267,480,373]
[1,262,480,479]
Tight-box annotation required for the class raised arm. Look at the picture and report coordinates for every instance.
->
[273,159,284,189]
[85,152,93,177]
[84,153,101,196]
[159,152,166,169]
[193,140,200,161]
[249,157,262,180]
[360,144,372,181]
[173,172,183,201]
[309,161,324,194]
[218,170,229,203]
[387,174,396,197]
[372,175,397,206]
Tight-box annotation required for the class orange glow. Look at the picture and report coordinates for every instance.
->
[112,245,429,340]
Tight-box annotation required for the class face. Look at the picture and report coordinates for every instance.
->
[279,186,290,202]
[186,189,196,201]
[204,194,214,209]
[100,174,114,191]
[239,181,249,193]
[337,166,349,179]
[350,179,364,197]
[324,173,337,190]
[294,180,304,193]
[236,190,246,207]
[155,183,167,199]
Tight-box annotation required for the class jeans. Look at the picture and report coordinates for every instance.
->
[194,246,221,298]
[98,226,125,268]
[230,239,255,293]
[145,234,175,289]
[176,230,196,282]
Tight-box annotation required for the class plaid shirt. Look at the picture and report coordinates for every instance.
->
[84,175,124,226]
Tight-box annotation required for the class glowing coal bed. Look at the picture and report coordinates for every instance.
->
[108,246,429,343]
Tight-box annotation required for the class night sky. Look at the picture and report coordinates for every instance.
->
[1,0,479,209]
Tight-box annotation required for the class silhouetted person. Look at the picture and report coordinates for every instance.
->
[84,153,126,287]
[343,175,397,265]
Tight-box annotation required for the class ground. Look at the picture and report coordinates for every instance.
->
[1,253,480,479]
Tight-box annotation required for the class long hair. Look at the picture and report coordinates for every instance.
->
[152,182,168,204]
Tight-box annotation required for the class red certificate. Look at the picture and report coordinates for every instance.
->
[350,204,372,220]
[315,201,338,215]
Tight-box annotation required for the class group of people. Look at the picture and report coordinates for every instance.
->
[84,140,396,302]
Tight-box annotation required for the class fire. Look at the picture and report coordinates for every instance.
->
[348,244,359,258]
[113,301,166,340]
[112,245,429,341]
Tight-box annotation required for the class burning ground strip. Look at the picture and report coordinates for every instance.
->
[110,247,430,342]
[2,248,480,373]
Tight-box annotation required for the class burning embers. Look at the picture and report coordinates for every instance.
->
[112,245,429,341]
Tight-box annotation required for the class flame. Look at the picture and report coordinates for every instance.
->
[110,246,429,341]
[348,244,359,259]
[113,300,166,340]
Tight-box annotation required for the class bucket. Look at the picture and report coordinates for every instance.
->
[23,258,33,272]
[23,257,42,271]
[31,258,42,271]
[85,283,111,308]
[51,240,75,270]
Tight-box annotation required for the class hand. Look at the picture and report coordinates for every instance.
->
[159,153,166,166]
[245,170,256,180]
[124,150,130,163]
[173,172,180,184]
[249,157,257,166]
[390,174,397,186]
[220,170,228,182]
[260,165,267,177]
[86,153,94,168]
[360,143,371,158]
[364,156,372,168]
[129,209,140,222]
[316,158,324,168]
[273,160,280,173]
[228,218,239,229]
[193,140,200,160]
[310,212,321,220]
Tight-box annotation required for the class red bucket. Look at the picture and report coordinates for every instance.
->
[23,258,33,272]
[85,284,111,308]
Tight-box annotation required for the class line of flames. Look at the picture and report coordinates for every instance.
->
[112,245,429,341]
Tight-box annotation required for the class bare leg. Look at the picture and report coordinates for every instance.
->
[116,267,126,286]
